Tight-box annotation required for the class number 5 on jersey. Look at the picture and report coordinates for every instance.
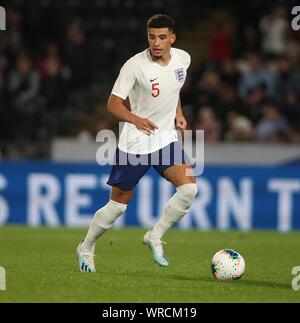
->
[152,83,160,97]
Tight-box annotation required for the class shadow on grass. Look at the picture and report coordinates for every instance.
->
[98,269,290,290]
[163,274,290,290]
[94,268,292,290]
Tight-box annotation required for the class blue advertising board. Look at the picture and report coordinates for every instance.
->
[0,162,299,231]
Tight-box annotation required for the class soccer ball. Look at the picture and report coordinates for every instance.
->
[211,249,245,280]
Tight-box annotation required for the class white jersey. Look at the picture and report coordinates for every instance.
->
[111,47,191,154]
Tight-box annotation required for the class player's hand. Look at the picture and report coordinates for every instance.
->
[175,114,187,131]
[133,116,158,136]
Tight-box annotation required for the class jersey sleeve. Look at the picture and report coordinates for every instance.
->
[111,59,136,100]
[173,48,191,70]
[183,51,191,70]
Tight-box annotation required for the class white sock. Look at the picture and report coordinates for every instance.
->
[80,199,127,252]
[150,183,198,239]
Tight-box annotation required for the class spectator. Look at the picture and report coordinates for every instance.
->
[243,84,268,122]
[38,56,69,138]
[274,55,300,101]
[195,70,222,107]
[7,54,40,110]
[64,23,91,89]
[210,22,233,63]
[259,4,289,57]
[225,111,254,142]
[289,126,300,144]
[194,106,222,142]
[37,42,62,78]
[281,92,300,127]
[220,58,240,87]
[235,26,260,56]
[76,115,111,141]
[7,53,40,139]
[239,52,276,98]
[217,84,245,121]
[256,102,289,142]
[284,32,300,66]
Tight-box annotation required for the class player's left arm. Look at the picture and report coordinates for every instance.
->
[175,97,187,131]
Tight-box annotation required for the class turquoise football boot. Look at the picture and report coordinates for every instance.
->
[76,242,96,273]
[143,231,169,267]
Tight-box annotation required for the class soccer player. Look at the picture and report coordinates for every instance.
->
[77,14,197,272]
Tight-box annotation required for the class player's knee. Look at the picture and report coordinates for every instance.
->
[111,188,133,204]
[176,183,198,208]
[96,200,127,229]
[108,199,128,214]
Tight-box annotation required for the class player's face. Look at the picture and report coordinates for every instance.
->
[147,28,176,58]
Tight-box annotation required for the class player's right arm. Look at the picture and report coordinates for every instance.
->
[109,58,157,135]
[108,94,158,136]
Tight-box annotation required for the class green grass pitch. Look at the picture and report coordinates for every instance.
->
[0,226,300,302]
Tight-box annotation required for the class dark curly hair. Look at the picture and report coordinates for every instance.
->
[147,14,175,32]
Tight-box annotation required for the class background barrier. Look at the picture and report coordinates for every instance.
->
[1,161,299,231]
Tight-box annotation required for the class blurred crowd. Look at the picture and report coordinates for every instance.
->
[0,5,99,143]
[182,3,300,143]
[0,1,300,155]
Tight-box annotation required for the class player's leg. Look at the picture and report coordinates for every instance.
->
[111,186,133,204]
[77,147,150,272]
[82,187,133,252]
[150,164,197,240]
[80,187,133,253]
[143,142,197,267]
[77,187,132,272]
[162,163,196,186]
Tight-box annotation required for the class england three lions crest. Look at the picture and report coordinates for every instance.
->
[175,68,185,82]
